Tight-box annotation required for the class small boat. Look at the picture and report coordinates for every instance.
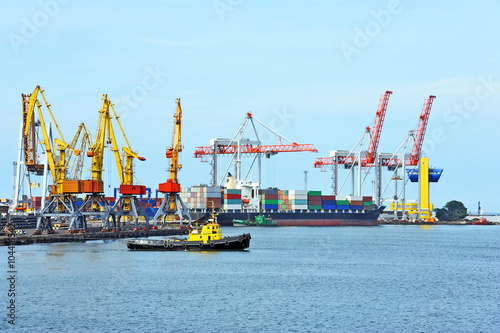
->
[127,211,251,251]
[472,218,492,225]
[233,214,276,227]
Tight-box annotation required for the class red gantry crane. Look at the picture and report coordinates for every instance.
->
[194,112,317,210]
[378,95,438,219]
[194,112,317,189]
[313,91,392,195]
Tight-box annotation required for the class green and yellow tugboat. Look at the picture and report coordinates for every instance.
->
[233,214,276,227]
[127,210,251,251]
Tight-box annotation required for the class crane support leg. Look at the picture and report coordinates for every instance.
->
[79,194,113,229]
[36,195,85,233]
[153,193,191,227]
[112,195,149,230]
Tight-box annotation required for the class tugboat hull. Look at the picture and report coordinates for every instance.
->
[127,234,251,251]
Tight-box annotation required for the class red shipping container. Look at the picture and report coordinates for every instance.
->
[224,194,241,199]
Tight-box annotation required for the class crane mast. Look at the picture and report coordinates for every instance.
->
[154,98,191,226]
[167,99,182,187]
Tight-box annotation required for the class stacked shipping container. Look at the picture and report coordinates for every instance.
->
[362,196,373,210]
[25,187,376,213]
[278,190,292,210]
[307,191,322,210]
[335,195,350,210]
[223,188,241,210]
[288,190,308,210]
[347,195,363,211]
[181,186,222,210]
[322,195,336,210]
[261,189,278,210]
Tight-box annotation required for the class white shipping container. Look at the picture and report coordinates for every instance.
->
[223,204,242,210]
[206,187,220,194]
[289,190,307,195]
[291,205,308,210]
[289,193,308,197]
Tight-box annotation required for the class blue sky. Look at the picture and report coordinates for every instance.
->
[1,0,499,213]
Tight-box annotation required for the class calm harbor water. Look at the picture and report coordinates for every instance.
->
[2,225,500,332]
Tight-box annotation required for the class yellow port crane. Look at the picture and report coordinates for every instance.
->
[66,123,92,181]
[23,86,87,233]
[83,94,148,230]
[153,98,191,226]
[79,94,115,226]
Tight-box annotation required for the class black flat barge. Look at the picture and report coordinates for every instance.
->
[0,228,188,246]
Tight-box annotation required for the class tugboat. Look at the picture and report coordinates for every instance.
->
[233,214,276,227]
[126,210,251,251]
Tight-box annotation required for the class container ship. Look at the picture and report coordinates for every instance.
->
[179,186,382,226]
[19,186,382,227]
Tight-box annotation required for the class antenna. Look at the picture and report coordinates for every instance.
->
[304,170,308,191]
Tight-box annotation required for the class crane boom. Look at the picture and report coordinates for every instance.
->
[366,91,392,164]
[313,91,392,169]
[409,95,435,165]
[194,143,317,157]
[66,123,92,180]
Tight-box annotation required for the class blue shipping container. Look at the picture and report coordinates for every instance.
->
[322,200,336,206]
[290,199,307,205]
[337,205,350,210]
[323,205,337,210]
[264,204,279,210]
[224,199,241,205]
[350,205,363,210]
[264,189,279,195]
[224,189,242,194]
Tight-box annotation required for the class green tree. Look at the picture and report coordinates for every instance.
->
[435,200,467,221]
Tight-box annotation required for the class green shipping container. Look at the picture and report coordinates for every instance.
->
[336,200,349,206]
[262,199,279,205]
[308,205,322,210]
[308,191,322,196]
[363,201,373,206]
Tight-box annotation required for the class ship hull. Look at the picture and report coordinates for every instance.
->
[216,207,384,226]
